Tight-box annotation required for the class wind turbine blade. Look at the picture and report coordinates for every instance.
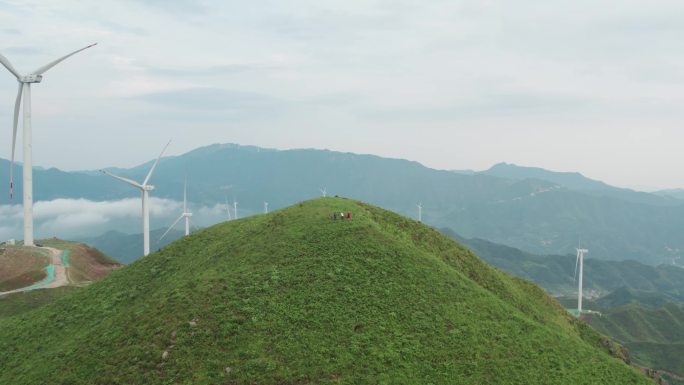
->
[183,177,187,213]
[143,139,171,186]
[31,43,97,75]
[100,169,142,188]
[0,53,21,79]
[9,83,22,198]
[573,252,580,282]
[160,214,184,241]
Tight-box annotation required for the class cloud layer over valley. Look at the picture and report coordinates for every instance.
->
[0,198,234,241]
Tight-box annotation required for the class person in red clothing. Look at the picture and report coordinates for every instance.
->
[347,211,351,220]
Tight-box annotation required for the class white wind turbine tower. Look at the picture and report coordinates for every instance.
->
[160,178,193,241]
[1,43,97,246]
[101,140,171,257]
[574,245,589,314]
[319,187,327,197]
[233,199,239,220]
[417,202,423,222]
[264,201,269,214]
[223,196,233,220]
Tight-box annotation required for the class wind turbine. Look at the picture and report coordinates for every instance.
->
[1,43,97,246]
[233,199,239,220]
[574,245,589,314]
[417,202,422,222]
[224,196,233,220]
[319,187,327,197]
[160,178,193,241]
[264,201,269,214]
[100,140,170,257]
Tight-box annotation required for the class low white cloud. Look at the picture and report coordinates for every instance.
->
[0,198,230,242]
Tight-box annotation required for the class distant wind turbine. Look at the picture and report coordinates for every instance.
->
[417,203,422,222]
[264,201,269,214]
[223,196,233,220]
[233,199,239,220]
[574,245,589,314]
[160,178,193,241]
[101,140,171,257]
[319,187,327,197]
[1,43,97,246]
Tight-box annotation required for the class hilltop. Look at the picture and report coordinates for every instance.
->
[0,198,651,384]
[4,144,684,265]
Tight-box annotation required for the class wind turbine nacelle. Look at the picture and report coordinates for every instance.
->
[21,74,43,83]
[185,212,193,217]
[143,185,155,191]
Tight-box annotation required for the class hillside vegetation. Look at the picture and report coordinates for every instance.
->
[0,198,651,384]
[0,246,50,291]
[586,302,684,377]
[0,287,78,318]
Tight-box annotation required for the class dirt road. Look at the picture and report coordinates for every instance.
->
[40,247,68,289]
[0,246,69,296]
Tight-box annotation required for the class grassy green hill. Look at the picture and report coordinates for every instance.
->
[0,198,652,384]
[585,302,684,377]
[0,287,78,318]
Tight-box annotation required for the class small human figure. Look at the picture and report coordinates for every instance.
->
[340,211,344,220]
[347,211,351,220]
[333,212,337,220]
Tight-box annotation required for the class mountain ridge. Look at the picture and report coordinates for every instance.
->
[2,144,684,265]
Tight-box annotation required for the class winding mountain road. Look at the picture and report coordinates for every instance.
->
[0,247,70,296]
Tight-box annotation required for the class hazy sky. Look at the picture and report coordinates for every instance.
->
[1,0,684,190]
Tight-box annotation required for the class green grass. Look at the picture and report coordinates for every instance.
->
[586,302,684,376]
[0,198,652,384]
[0,287,79,318]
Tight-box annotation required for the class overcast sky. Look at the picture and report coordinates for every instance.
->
[1,0,684,191]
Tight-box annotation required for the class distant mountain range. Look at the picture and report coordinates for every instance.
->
[481,162,675,206]
[443,228,684,299]
[2,143,684,265]
[653,188,684,200]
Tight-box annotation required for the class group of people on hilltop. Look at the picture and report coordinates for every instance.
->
[332,211,351,221]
